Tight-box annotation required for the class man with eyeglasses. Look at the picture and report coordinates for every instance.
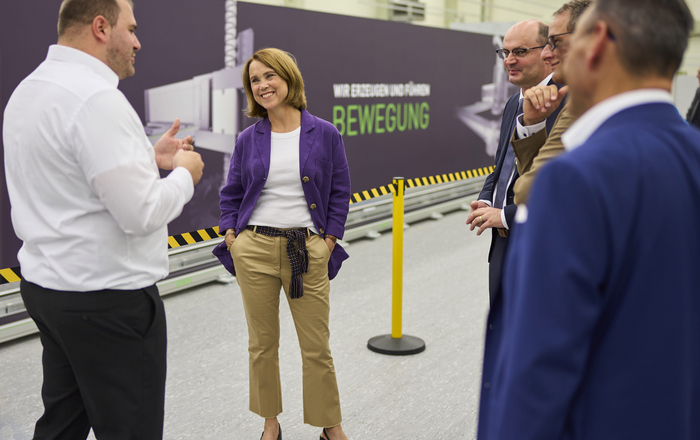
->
[479,0,700,439]
[467,19,560,307]
[470,19,563,440]
[510,0,592,205]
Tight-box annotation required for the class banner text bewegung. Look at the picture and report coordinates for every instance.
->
[333,102,430,137]
[333,82,431,99]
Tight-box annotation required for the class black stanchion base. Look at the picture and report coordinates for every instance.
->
[367,334,426,356]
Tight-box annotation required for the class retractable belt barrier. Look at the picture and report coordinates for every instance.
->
[367,177,427,356]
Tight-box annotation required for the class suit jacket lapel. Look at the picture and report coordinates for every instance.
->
[254,118,272,178]
[546,78,567,135]
[495,95,519,183]
[299,110,316,173]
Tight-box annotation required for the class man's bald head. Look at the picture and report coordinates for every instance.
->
[502,19,551,91]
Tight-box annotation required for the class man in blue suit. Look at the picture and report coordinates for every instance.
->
[481,0,699,439]
[474,4,591,439]
[467,19,560,305]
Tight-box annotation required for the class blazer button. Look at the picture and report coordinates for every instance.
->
[302,176,309,183]
[310,203,317,210]
[319,228,325,234]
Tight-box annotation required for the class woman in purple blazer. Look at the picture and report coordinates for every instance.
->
[213,48,351,440]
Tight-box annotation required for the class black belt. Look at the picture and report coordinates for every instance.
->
[246,226,316,298]
[246,225,316,237]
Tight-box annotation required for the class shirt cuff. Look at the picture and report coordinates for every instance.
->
[479,199,492,207]
[516,114,546,139]
[170,166,195,202]
[501,208,509,230]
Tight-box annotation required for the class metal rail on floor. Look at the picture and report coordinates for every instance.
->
[0,176,485,344]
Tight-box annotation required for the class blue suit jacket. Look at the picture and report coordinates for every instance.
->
[478,84,565,302]
[213,110,351,280]
[479,88,563,228]
[479,102,700,440]
[478,93,520,225]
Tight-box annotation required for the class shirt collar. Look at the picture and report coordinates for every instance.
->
[562,89,673,152]
[520,73,554,99]
[47,44,119,88]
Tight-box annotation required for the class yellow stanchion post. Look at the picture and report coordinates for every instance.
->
[391,176,404,339]
[367,177,426,356]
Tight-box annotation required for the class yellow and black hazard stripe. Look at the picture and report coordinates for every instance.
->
[349,166,494,204]
[168,226,221,249]
[0,267,22,285]
[0,227,225,282]
[1,168,493,278]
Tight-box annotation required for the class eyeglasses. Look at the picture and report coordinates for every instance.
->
[546,32,573,50]
[495,45,546,60]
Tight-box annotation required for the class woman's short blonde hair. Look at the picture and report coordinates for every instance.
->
[242,48,307,119]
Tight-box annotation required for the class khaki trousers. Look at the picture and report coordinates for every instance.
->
[230,228,342,427]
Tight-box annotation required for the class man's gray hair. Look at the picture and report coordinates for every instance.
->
[588,0,693,79]
[555,0,593,32]
[537,22,549,46]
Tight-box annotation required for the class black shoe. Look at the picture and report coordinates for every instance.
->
[260,423,282,440]
[320,427,328,440]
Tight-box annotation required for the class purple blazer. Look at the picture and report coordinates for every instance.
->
[212,110,351,280]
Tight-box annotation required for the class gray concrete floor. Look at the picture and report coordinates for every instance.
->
[0,208,490,440]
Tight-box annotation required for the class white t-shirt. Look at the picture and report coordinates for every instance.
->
[3,45,194,291]
[247,127,315,230]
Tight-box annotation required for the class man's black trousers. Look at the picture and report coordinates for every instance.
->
[21,280,167,440]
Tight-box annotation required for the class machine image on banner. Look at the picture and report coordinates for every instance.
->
[0,1,510,270]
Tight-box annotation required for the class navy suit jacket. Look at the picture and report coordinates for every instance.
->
[478,93,520,226]
[479,102,700,440]
[478,82,564,302]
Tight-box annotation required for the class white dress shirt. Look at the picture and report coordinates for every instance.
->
[3,45,194,291]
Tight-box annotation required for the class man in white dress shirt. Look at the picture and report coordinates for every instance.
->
[2,0,204,438]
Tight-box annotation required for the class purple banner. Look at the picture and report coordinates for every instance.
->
[1,1,501,269]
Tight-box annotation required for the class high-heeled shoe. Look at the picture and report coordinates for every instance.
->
[320,427,328,440]
[259,423,281,440]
